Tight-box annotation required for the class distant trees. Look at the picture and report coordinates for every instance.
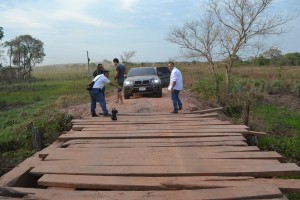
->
[247,49,300,67]
[167,0,295,104]
[4,35,45,78]
[120,51,136,65]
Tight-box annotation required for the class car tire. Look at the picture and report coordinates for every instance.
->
[156,88,162,98]
[124,92,130,99]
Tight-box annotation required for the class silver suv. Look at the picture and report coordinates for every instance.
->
[123,67,162,99]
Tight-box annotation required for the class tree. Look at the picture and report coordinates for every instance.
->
[0,27,3,41]
[4,35,45,78]
[120,51,136,65]
[284,52,300,66]
[0,27,5,68]
[167,14,223,103]
[167,0,294,104]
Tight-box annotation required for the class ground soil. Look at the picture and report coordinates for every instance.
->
[65,88,299,120]
[65,88,217,118]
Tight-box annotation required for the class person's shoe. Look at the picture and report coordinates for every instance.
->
[91,113,99,117]
[103,113,111,117]
[178,107,183,110]
[171,111,178,114]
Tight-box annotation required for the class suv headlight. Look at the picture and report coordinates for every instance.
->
[124,80,134,86]
[151,79,161,85]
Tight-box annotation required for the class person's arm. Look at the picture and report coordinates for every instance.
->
[114,71,119,80]
[109,82,121,89]
[171,81,177,89]
[92,70,97,78]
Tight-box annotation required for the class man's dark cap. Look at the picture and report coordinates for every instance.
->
[103,70,109,74]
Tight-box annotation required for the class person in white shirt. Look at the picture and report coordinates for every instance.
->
[168,62,183,114]
[89,70,121,117]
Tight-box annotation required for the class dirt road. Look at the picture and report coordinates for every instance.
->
[67,88,213,118]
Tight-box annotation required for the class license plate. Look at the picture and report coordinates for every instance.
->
[139,87,146,91]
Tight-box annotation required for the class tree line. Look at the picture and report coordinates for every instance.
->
[0,27,45,81]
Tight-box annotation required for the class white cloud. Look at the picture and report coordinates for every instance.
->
[122,0,139,13]
[51,0,116,27]
[1,8,51,29]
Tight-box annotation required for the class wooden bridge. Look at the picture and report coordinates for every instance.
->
[1,108,300,199]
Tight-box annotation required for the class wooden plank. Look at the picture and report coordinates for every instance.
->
[73,126,248,132]
[33,158,281,168]
[64,140,254,148]
[42,147,282,160]
[38,174,300,193]
[71,118,229,123]
[2,185,283,200]
[58,132,244,141]
[78,125,248,131]
[63,136,248,145]
[38,174,254,190]
[66,141,248,148]
[76,128,249,133]
[30,162,300,178]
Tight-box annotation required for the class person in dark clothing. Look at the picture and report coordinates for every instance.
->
[93,63,104,77]
[113,58,126,103]
[93,63,106,98]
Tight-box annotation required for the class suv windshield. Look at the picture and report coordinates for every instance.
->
[128,67,156,77]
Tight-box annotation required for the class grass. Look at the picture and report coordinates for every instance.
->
[0,77,94,175]
[250,104,300,164]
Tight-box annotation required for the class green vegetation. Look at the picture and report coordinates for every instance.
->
[0,77,91,175]
[251,104,300,164]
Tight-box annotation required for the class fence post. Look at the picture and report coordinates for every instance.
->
[243,101,258,146]
[31,125,43,151]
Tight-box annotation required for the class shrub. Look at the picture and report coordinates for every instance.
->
[266,79,289,94]
[0,100,8,110]
[292,81,300,97]
[32,105,73,146]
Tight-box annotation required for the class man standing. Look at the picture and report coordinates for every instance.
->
[168,61,183,114]
[113,58,126,103]
[89,70,121,117]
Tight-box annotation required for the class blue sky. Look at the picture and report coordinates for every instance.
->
[0,0,299,66]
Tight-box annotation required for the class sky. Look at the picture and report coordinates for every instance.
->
[0,0,299,66]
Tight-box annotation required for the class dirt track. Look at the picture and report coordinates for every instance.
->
[66,88,214,118]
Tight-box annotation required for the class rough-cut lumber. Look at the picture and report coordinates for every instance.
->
[37,174,300,193]
[1,185,283,200]
[30,162,300,178]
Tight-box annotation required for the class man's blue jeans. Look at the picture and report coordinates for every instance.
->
[90,88,108,114]
[171,89,182,111]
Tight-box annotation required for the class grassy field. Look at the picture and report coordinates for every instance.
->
[1,62,299,198]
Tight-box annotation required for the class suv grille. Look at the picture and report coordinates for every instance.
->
[134,80,150,86]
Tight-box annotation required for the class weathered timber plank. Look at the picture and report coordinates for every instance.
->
[72,124,246,131]
[58,132,243,141]
[37,174,300,193]
[65,141,248,148]
[30,163,300,178]
[77,125,248,130]
[38,174,253,190]
[66,141,248,148]
[32,158,281,168]
[63,136,248,145]
[2,185,283,200]
[71,117,228,123]
[42,147,282,160]
[69,129,246,134]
